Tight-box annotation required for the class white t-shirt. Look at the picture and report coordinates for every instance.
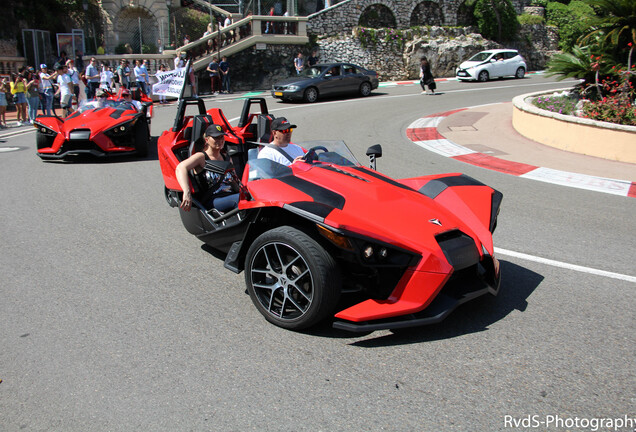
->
[257,143,305,166]
[57,73,72,96]
[68,67,80,85]
[100,70,113,88]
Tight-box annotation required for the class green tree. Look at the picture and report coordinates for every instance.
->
[546,1,595,52]
[474,0,519,42]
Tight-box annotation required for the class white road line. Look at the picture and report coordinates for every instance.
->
[495,247,636,283]
[0,147,21,152]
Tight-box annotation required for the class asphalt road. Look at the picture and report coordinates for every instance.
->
[1,75,634,431]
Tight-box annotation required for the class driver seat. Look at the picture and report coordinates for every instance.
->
[188,114,213,157]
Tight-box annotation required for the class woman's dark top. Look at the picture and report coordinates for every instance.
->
[193,153,237,204]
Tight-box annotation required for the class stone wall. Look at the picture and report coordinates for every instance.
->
[308,0,533,36]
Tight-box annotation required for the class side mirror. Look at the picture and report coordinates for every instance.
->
[366,144,382,170]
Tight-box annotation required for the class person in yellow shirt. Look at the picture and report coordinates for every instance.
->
[10,72,28,126]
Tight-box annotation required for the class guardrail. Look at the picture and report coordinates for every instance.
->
[89,15,308,73]
[0,57,27,76]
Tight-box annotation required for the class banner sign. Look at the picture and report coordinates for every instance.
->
[152,66,187,98]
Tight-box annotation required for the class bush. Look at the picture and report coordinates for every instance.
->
[474,0,519,42]
[142,43,158,54]
[581,97,636,125]
[518,13,545,25]
[546,1,594,51]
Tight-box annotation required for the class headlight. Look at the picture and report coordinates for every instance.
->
[36,124,56,136]
[105,119,137,136]
[286,85,299,91]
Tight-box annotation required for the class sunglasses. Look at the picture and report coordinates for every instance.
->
[277,128,292,134]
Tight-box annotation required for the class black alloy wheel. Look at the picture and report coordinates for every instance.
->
[245,226,341,330]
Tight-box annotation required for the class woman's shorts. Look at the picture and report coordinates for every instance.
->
[15,92,26,104]
[0,93,6,106]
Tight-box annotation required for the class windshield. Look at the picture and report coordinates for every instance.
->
[77,99,136,113]
[468,52,493,62]
[300,66,325,78]
[247,140,361,181]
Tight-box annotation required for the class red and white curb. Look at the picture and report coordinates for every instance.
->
[406,109,636,198]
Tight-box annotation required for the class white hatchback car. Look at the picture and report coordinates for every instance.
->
[456,49,527,82]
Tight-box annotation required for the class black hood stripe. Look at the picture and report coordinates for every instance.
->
[352,166,414,191]
[277,176,345,210]
[419,174,486,199]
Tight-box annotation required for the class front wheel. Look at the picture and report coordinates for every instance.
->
[515,67,526,79]
[477,70,489,82]
[359,81,372,97]
[303,87,318,103]
[135,120,150,157]
[245,226,341,330]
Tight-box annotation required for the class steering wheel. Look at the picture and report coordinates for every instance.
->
[302,145,328,163]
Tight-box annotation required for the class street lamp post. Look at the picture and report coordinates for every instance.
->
[166,0,172,48]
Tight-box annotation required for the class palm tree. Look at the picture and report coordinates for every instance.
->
[579,0,636,47]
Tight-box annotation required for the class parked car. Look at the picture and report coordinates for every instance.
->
[157,97,503,332]
[271,62,379,103]
[456,49,527,82]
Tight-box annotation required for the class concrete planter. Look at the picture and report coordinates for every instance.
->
[512,89,636,164]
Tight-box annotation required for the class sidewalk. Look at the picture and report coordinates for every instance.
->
[406,102,636,198]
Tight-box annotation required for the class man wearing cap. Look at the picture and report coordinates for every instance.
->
[175,124,239,213]
[39,64,55,116]
[120,88,143,111]
[257,117,305,166]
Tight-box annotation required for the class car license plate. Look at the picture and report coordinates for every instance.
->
[274,92,283,96]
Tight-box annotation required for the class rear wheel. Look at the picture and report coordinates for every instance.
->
[359,81,372,97]
[245,226,341,330]
[515,67,526,79]
[303,87,318,103]
[478,70,489,82]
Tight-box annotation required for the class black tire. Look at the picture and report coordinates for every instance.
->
[245,226,341,330]
[303,87,318,103]
[134,119,149,157]
[359,81,372,97]
[515,67,526,79]
[477,70,489,82]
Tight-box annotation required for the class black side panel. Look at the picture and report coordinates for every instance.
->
[419,174,485,199]
[278,177,346,210]
[435,230,480,271]
[490,190,503,233]
[286,201,336,221]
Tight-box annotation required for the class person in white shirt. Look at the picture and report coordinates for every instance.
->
[66,59,81,104]
[134,59,149,94]
[39,64,55,116]
[55,63,74,118]
[120,88,143,111]
[99,64,114,90]
[257,117,305,166]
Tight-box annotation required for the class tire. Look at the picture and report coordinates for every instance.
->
[134,119,149,157]
[359,81,372,97]
[515,67,526,79]
[303,87,318,103]
[477,70,489,82]
[245,226,341,330]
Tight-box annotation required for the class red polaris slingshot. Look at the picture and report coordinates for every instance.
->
[35,87,153,160]
[158,97,503,332]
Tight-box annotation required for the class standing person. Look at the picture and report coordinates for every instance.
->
[294,52,304,75]
[116,59,130,89]
[0,77,8,128]
[265,7,275,34]
[219,56,230,94]
[55,63,74,118]
[66,59,80,104]
[419,56,436,95]
[85,57,100,99]
[206,57,220,95]
[10,73,28,126]
[25,68,41,124]
[134,59,149,94]
[39,64,55,116]
[183,34,190,46]
[257,117,305,166]
[203,23,215,54]
[188,62,197,98]
[75,50,84,72]
[99,63,114,91]
[174,51,185,69]
[156,64,167,104]
[307,50,319,67]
